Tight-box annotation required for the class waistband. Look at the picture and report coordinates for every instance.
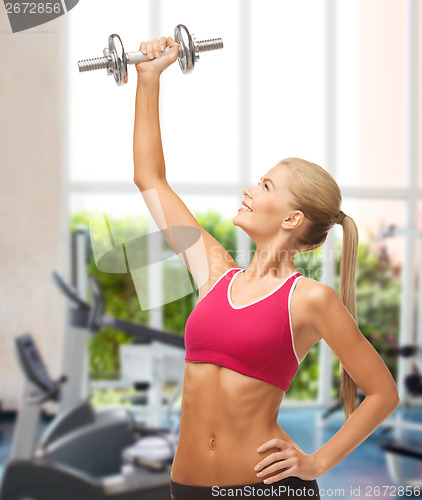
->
[170,476,320,499]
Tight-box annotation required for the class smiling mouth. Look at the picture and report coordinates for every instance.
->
[238,207,253,212]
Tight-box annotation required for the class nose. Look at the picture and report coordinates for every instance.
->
[243,186,253,199]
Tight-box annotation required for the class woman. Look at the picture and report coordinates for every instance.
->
[133,36,400,500]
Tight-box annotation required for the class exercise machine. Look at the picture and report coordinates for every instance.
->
[53,268,185,429]
[78,23,224,85]
[0,333,178,500]
[57,228,185,430]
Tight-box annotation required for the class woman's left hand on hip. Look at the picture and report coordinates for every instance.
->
[254,438,323,483]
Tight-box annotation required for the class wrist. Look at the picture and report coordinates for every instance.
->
[311,451,328,477]
[136,69,161,79]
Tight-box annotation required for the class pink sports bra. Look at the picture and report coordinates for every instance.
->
[185,267,303,392]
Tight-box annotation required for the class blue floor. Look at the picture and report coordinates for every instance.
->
[1,406,422,498]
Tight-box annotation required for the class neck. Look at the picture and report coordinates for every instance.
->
[243,243,298,280]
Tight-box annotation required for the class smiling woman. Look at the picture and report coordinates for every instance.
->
[131,27,399,500]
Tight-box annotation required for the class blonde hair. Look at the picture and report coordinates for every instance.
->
[279,157,359,420]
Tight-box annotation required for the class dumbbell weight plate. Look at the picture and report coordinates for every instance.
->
[174,24,195,74]
[106,34,128,86]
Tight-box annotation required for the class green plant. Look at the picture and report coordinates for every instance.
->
[70,210,402,402]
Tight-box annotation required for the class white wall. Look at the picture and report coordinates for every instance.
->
[0,12,69,410]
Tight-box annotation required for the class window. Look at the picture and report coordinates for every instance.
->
[67,0,421,404]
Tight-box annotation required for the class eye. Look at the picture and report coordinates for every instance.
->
[257,181,270,191]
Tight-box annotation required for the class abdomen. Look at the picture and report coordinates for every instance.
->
[171,362,289,487]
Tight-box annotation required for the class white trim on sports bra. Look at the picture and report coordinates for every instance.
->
[288,275,304,365]
[199,267,243,303]
[227,269,299,310]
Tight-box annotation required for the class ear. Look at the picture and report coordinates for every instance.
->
[281,210,304,230]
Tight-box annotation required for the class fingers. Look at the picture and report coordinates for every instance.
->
[139,36,171,59]
[167,36,176,47]
[159,36,167,51]
[255,455,296,485]
[257,438,288,452]
[254,451,285,472]
[257,458,294,479]
[259,459,296,485]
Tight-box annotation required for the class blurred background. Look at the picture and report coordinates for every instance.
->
[1,0,421,497]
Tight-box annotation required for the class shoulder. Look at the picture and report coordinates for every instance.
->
[294,276,339,328]
[296,276,338,304]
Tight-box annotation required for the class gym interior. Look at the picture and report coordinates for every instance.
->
[1,0,422,498]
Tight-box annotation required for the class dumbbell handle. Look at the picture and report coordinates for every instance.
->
[126,47,171,65]
[126,37,224,66]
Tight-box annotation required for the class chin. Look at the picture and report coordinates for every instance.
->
[233,212,250,227]
[232,215,251,236]
[232,214,242,227]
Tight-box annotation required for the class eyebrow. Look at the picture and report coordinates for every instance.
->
[260,177,275,189]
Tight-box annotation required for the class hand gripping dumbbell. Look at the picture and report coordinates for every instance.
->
[77,24,223,86]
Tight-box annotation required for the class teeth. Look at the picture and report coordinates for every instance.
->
[242,206,252,212]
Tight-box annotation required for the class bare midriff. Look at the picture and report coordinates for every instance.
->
[170,361,292,487]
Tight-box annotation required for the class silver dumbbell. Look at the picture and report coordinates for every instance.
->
[77,24,223,86]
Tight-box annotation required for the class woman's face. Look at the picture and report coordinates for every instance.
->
[233,163,302,242]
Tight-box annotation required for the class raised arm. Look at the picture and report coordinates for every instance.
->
[133,37,238,296]
[133,36,177,183]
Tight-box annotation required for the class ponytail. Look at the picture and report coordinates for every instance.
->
[337,213,359,420]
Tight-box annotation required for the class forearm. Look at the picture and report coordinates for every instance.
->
[313,394,399,475]
[133,71,166,184]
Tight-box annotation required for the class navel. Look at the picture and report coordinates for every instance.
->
[209,438,215,450]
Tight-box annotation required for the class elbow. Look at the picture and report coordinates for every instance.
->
[134,176,146,190]
[389,385,400,408]
[375,391,400,420]
[390,395,400,418]
[133,175,166,190]
[366,388,400,410]
[385,390,400,412]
